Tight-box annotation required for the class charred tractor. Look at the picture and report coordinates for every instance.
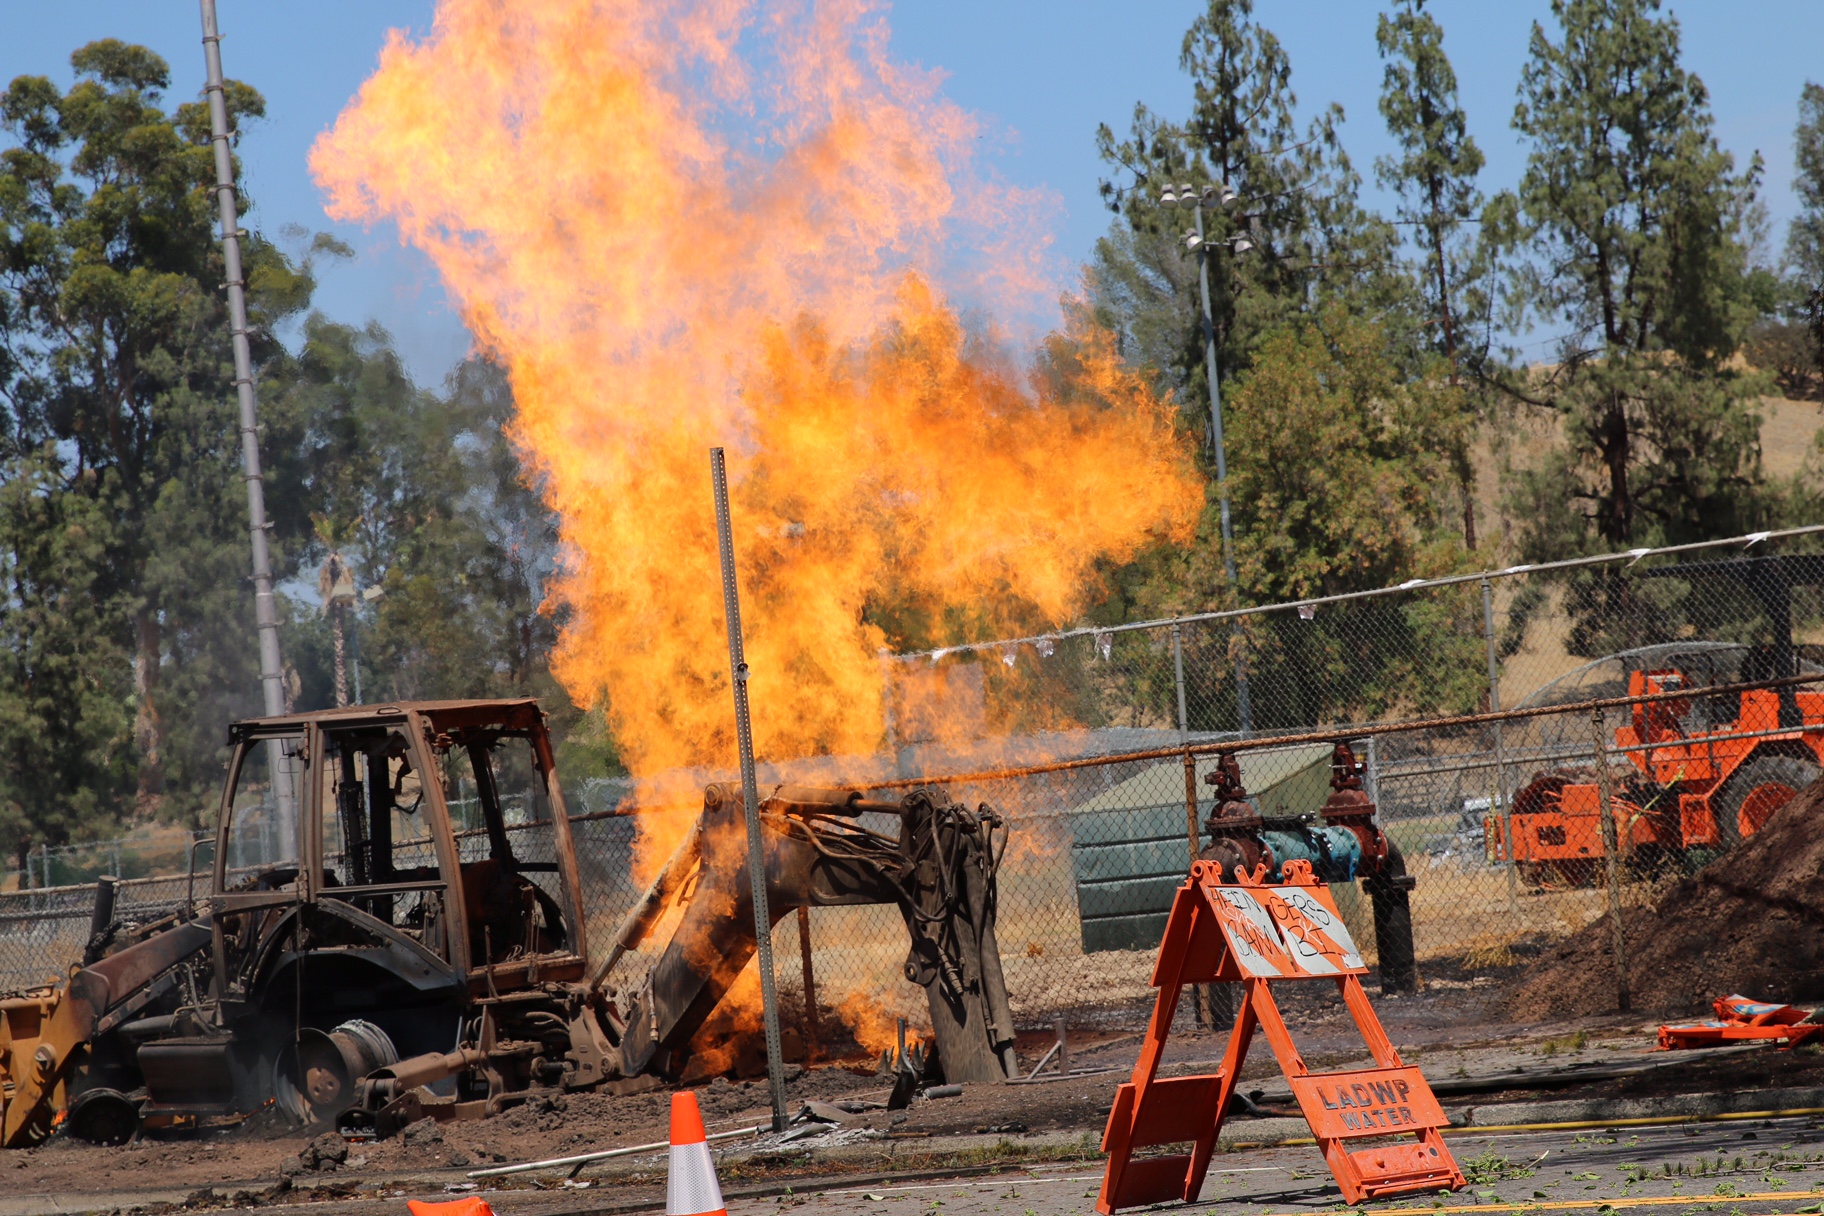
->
[0,699,1014,1148]
[1485,554,1824,888]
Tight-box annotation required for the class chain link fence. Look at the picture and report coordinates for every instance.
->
[849,524,1824,1037]
[5,525,1822,1063]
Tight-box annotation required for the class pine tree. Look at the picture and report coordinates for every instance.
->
[1091,0,1402,436]
[1375,0,1489,547]
[1491,0,1769,551]
[1790,83,1824,389]
[1789,83,1824,292]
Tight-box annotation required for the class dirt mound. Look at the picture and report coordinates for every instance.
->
[1502,775,1824,1018]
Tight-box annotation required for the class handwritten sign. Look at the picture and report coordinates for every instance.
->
[1204,886,1295,977]
[1258,884,1367,976]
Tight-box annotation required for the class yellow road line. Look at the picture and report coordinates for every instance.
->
[1336,1190,1823,1216]
[1227,1107,1824,1149]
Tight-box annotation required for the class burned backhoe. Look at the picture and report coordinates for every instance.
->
[0,699,1014,1148]
[595,782,1016,1084]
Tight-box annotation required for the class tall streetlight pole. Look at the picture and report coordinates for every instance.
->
[200,0,296,839]
[1160,181,1253,734]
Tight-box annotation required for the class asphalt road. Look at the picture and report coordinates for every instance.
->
[741,1118,1824,1216]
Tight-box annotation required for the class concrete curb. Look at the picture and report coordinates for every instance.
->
[1454,1084,1824,1128]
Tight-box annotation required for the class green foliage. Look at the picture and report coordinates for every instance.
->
[1490,0,1772,553]
[268,326,568,720]
[1221,309,1465,601]
[1781,83,1824,399]
[1375,0,1489,366]
[1375,0,1491,546]
[0,41,314,832]
[1461,1149,1537,1185]
[1090,0,1407,432]
[1180,308,1482,725]
[1789,82,1824,293]
[0,450,135,868]
[0,40,580,863]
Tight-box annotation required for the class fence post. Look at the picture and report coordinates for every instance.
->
[1171,623,1197,859]
[796,905,820,1060]
[1172,622,1226,1026]
[1589,709,1631,1012]
[1481,578,1519,914]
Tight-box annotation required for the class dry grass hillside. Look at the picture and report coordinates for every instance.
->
[1470,394,1822,564]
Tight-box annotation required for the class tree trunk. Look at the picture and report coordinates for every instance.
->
[133,609,163,798]
[331,606,349,707]
[1459,474,1479,552]
[1601,395,1633,545]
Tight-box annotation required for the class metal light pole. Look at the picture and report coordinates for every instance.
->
[200,0,296,842]
[1161,182,1253,734]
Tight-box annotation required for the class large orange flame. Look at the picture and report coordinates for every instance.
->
[312,1,1196,811]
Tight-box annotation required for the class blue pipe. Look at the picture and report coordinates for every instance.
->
[1256,825,1368,884]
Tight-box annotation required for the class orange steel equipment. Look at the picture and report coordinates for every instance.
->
[1614,671,1824,847]
[1490,554,1824,888]
[1095,859,1462,1213]
[1487,671,1824,886]
[1658,995,1824,1051]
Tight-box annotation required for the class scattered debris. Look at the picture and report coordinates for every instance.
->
[1658,994,1824,1049]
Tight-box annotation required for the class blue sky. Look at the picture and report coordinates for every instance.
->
[3,1,1820,384]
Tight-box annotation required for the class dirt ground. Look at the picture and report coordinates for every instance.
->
[15,789,1824,1215]
[11,988,1824,1216]
[1505,776,1824,1018]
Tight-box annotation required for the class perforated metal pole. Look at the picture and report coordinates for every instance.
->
[200,0,296,843]
[710,448,789,1132]
[1589,709,1631,1012]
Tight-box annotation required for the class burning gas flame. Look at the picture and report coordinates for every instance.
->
[312,2,1196,825]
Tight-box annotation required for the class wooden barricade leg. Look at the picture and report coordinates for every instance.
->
[1096,881,1233,1216]
[1100,861,1463,1212]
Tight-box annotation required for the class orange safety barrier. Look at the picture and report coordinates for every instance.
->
[1658,994,1824,1050]
[407,1199,496,1216]
[1096,858,1464,1212]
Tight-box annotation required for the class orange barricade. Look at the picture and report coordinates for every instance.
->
[1658,994,1824,1050]
[1096,858,1464,1212]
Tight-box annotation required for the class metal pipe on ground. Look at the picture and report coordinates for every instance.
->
[466,1123,768,1179]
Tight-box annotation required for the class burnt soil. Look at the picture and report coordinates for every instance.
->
[1503,774,1824,1018]
[13,1010,1821,1210]
[17,798,1824,1208]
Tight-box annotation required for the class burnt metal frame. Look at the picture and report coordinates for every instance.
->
[213,702,592,993]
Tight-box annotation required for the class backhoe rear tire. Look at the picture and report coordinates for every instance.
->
[1714,754,1821,850]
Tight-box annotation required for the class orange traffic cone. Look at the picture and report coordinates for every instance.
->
[668,1091,728,1216]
